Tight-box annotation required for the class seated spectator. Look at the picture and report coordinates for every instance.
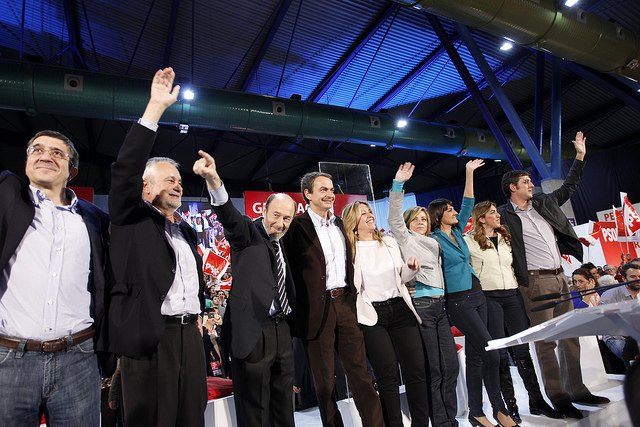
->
[598,274,618,287]
[570,268,600,309]
[600,263,640,368]
[580,262,600,283]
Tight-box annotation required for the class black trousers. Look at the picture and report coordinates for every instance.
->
[361,298,430,427]
[120,321,207,427]
[485,289,531,360]
[231,319,295,427]
[447,290,506,417]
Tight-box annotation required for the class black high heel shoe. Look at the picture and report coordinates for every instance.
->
[468,414,496,427]
[494,410,519,427]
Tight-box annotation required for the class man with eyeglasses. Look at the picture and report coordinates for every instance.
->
[0,130,110,426]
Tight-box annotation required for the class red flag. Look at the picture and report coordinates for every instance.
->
[219,276,232,291]
[622,193,640,236]
[202,249,230,279]
[197,244,205,257]
[215,238,231,260]
[463,217,474,235]
[579,222,602,246]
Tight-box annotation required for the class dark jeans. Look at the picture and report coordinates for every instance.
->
[485,289,531,360]
[447,290,506,417]
[414,296,459,427]
[361,298,430,427]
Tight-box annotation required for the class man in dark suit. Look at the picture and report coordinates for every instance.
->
[282,172,383,427]
[107,68,207,427]
[193,150,297,427]
[0,130,109,426]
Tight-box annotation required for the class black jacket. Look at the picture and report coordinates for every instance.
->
[212,199,295,359]
[107,124,205,358]
[0,170,111,371]
[498,159,585,287]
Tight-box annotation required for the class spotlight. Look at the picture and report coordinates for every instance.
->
[564,0,579,6]
[396,119,408,128]
[369,144,376,148]
[499,41,513,51]
[183,89,195,101]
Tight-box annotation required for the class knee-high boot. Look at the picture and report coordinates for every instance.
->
[499,353,520,423]
[514,357,563,419]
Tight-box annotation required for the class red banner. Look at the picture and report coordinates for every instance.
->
[595,222,640,265]
[243,191,367,219]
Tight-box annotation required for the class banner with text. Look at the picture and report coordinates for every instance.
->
[244,191,368,220]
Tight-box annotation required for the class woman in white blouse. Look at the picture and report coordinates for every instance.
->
[342,201,430,427]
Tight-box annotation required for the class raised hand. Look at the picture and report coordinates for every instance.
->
[142,67,180,124]
[572,131,586,160]
[150,68,180,108]
[395,162,415,183]
[465,159,485,172]
[193,150,222,190]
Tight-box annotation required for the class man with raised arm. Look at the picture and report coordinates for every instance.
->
[193,149,297,427]
[498,131,609,419]
[107,68,207,427]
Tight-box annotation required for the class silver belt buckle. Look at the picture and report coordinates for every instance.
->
[180,314,189,325]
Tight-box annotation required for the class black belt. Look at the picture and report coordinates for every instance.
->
[528,268,563,276]
[164,314,199,325]
[270,313,287,324]
[0,327,94,353]
[372,297,404,307]
[326,287,347,299]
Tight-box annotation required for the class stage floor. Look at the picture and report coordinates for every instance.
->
[294,375,630,427]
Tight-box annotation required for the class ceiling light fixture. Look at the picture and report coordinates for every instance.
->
[396,119,408,128]
[183,89,195,101]
[499,41,513,51]
[564,0,579,7]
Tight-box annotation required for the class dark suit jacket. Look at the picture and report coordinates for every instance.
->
[212,199,295,360]
[0,170,110,365]
[282,210,356,340]
[107,124,205,358]
[498,159,585,287]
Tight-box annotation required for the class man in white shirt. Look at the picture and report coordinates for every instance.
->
[106,68,207,427]
[0,129,110,426]
[282,172,383,427]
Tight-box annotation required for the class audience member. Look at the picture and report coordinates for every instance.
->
[599,263,640,367]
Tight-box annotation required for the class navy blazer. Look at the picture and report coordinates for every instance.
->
[107,124,205,358]
[212,199,295,360]
[0,170,110,368]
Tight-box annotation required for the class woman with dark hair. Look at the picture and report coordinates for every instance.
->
[388,162,459,427]
[428,159,518,427]
[571,268,600,308]
[464,201,561,423]
[342,200,430,427]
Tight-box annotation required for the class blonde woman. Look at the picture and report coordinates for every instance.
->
[342,201,430,427]
[389,162,459,427]
[464,201,561,423]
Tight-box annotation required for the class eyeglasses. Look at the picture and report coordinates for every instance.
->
[26,146,71,162]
